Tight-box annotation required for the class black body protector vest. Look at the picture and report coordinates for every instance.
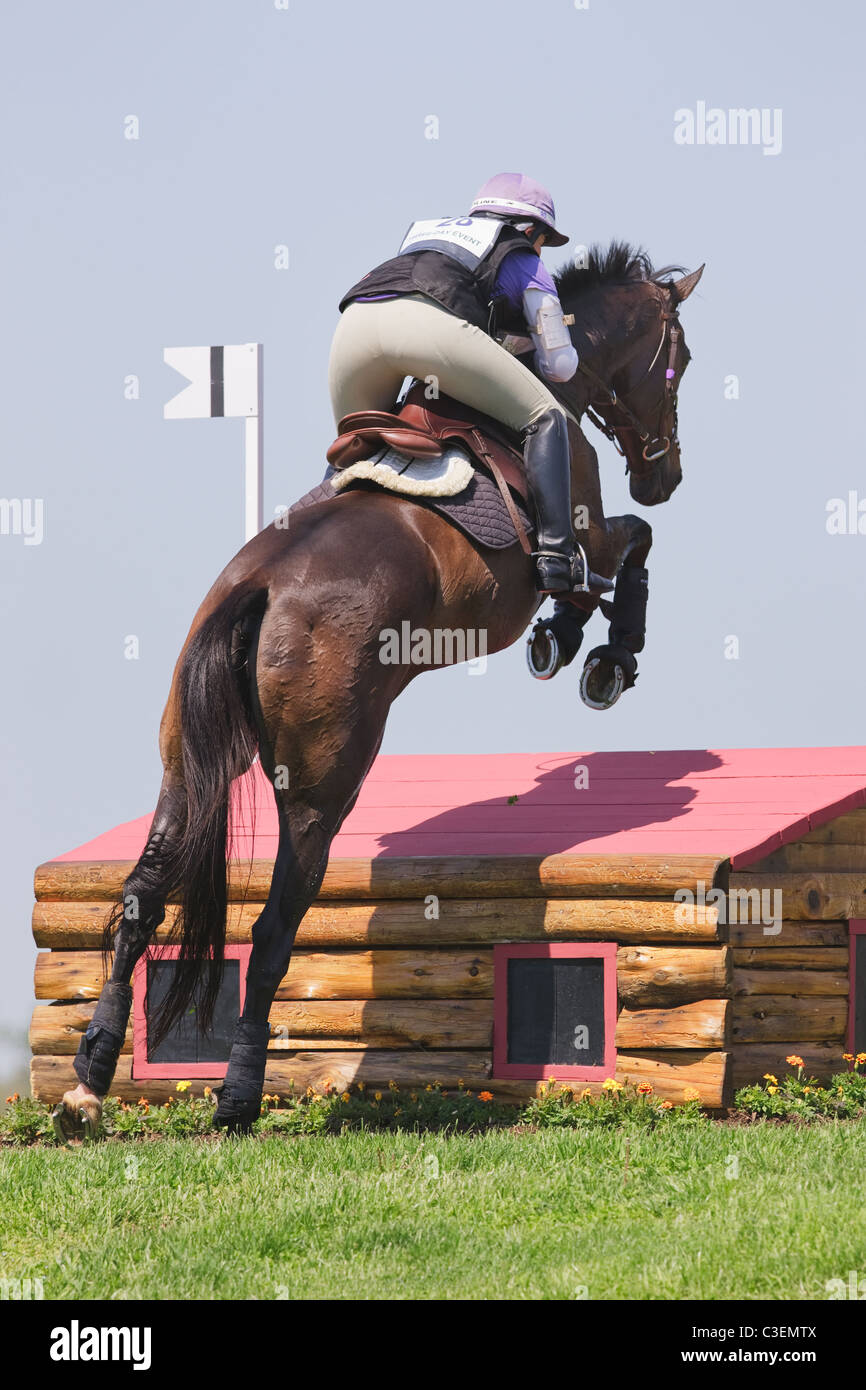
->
[338,216,532,338]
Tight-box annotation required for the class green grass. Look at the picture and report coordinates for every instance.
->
[2,1123,865,1300]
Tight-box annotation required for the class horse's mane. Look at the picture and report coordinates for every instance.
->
[553,241,684,352]
[554,241,683,300]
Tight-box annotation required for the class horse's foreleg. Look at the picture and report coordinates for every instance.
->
[579,515,653,710]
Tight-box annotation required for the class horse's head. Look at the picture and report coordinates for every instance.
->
[553,246,704,506]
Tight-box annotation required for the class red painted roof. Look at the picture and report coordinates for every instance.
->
[52,747,866,870]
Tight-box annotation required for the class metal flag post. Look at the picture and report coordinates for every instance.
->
[163,342,263,542]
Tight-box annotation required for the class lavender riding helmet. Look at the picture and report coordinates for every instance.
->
[469,172,570,247]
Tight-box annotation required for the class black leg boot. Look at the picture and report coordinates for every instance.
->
[522,410,575,594]
[522,411,614,597]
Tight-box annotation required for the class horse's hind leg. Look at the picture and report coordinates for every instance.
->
[53,773,187,1142]
[214,739,384,1133]
[213,802,330,1132]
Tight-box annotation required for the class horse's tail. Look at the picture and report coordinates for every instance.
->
[148,580,269,1049]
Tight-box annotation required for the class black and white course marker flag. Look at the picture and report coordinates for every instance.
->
[164,343,263,541]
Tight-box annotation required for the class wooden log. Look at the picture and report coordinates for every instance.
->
[31,995,728,1056]
[747,843,866,874]
[30,1051,492,1102]
[34,949,494,1002]
[32,894,722,949]
[732,947,849,970]
[615,945,730,1006]
[728,921,848,948]
[30,1047,730,1108]
[613,1050,730,1109]
[34,945,731,1009]
[615,1000,729,1049]
[268,999,491,1048]
[729,872,866,921]
[733,969,849,998]
[29,999,496,1055]
[799,811,866,845]
[731,1042,847,1087]
[731,995,847,1043]
[29,1002,120,1055]
[34,852,730,904]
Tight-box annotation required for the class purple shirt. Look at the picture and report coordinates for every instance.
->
[492,249,557,313]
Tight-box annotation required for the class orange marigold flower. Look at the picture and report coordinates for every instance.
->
[637,1082,653,1095]
[857,1053,866,1066]
[374,1091,383,1102]
[580,1087,592,1100]
[203,1086,212,1097]
[843,1053,855,1063]
[341,1091,351,1103]
[388,1080,398,1091]
[660,1100,673,1110]
[683,1087,701,1102]
[763,1073,778,1085]
[786,1055,804,1068]
[478,1091,494,1103]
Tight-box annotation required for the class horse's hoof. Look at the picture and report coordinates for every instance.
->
[526,610,585,681]
[579,646,638,711]
[52,1093,103,1145]
[526,625,562,680]
[214,1091,260,1136]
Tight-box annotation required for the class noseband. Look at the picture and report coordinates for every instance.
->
[566,298,682,476]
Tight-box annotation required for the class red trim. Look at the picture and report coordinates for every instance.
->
[492,942,617,1081]
[847,921,866,1056]
[132,944,252,1079]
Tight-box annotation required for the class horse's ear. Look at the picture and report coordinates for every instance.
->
[670,264,705,303]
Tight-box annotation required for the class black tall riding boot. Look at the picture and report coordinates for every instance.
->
[522,411,616,596]
[522,410,576,593]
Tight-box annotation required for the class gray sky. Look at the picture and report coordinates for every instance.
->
[1,0,862,1080]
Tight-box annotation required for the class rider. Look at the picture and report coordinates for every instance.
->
[329,172,583,595]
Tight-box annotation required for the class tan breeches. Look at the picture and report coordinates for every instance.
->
[327,292,564,432]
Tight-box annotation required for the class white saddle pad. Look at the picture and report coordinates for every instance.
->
[330,442,474,498]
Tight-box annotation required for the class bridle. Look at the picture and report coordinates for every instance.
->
[564,294,683,474]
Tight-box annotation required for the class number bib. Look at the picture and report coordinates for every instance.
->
[398,216,504,269]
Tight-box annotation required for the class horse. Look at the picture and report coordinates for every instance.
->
[54,242,704,1138]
